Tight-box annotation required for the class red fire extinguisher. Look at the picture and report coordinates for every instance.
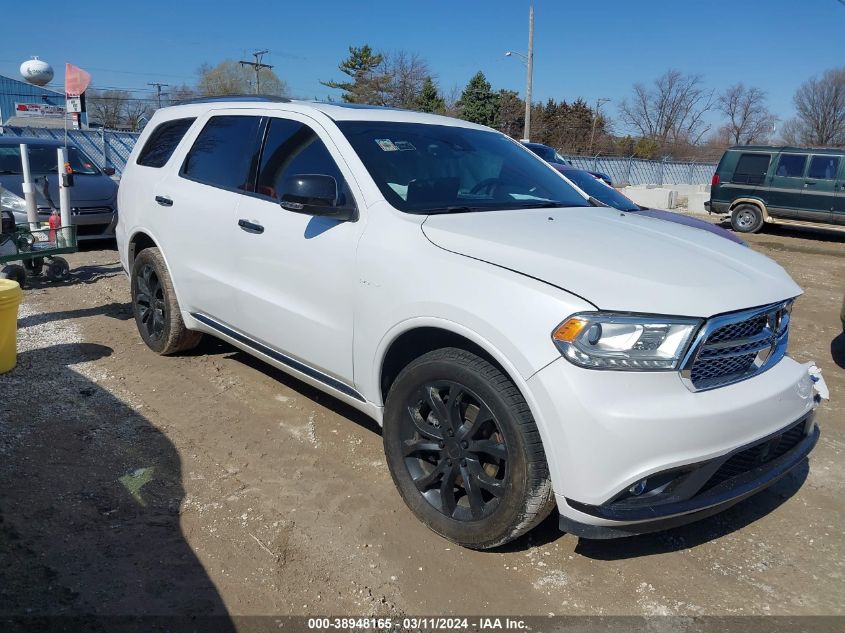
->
[49,209,61,242]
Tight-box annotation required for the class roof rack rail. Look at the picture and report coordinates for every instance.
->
[174,94,292,106]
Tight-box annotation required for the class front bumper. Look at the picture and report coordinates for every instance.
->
[525,355,822,537]
[559,412,818,538]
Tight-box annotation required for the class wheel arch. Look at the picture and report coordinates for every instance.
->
[127,230,159,271]
[729,197,771,222]
[375,320,563,498]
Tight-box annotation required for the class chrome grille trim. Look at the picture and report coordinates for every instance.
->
[680,300,793,392]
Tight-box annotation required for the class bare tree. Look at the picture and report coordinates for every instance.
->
[197,60,288,97]
[619,70,714,149]
[382,51,430,109]
[786,67,845,146]
[717,83,777,145]
[87,89,151,131]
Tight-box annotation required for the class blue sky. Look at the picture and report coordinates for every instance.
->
[2,0,844,134]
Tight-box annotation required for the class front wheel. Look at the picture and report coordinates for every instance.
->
[383,348,555,549]
[730,204,764,233]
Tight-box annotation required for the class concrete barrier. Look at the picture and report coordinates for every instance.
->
[619,186,678,210]
[687,191,710,214]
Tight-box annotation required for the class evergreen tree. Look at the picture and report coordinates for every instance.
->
[415,76,445,114]
[457,71,500,127]
[321,45,387,104]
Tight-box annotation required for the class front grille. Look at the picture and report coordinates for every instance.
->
[38,206,114,216]
[684,301,792,391]
[701,420,807,492]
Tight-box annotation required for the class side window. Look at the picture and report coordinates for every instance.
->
[256,118,351,205]
[731,153,770,185]
[775,154,808,178]
[180,115,263,191]
[136,118,196,168]
[807,155,840,180]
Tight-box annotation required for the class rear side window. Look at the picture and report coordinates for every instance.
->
[180,115,263,191]
[807,155,840,180]
[775,154,808,178]
[256,118,350,203]
[731,153,770,185]
[136,118,195,168]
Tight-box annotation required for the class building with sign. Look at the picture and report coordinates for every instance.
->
[0,73,66,129]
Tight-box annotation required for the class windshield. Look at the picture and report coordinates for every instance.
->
[563,168,640,212]
[0,145,100,175]
[337,121,589,213]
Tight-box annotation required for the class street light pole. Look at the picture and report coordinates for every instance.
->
[589,97,610,154]
[524,3,534,142]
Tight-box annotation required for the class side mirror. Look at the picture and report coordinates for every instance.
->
[279,174,355,221]
[103,167,116,176]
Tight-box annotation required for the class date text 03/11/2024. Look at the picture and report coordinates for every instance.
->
[306,617,528,630]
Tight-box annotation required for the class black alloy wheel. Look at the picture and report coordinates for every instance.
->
[401,380,508,521]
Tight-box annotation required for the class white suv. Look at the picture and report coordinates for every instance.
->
[117,97,826,549]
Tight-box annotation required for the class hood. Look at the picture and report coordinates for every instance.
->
[0,173,117,209]
[421,206,801,317]
[636,207,746,245]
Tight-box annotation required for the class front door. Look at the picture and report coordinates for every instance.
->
[234,112,365,389]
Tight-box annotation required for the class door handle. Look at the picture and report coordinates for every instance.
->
[155,195,173,207]
[804,181,816,186]
[238,219,264,234]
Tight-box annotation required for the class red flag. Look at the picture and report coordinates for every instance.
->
[65,63,91,97]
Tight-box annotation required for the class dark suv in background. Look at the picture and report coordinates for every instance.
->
[0,137,118,241]
[708,145,845,233]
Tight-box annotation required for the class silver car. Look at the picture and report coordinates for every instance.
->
[0,137,118,240]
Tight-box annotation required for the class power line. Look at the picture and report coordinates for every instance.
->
[239,50,272,95]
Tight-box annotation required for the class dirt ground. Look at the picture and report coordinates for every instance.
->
[0,219,843,623]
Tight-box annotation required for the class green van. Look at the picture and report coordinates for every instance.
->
[707,146,845,233]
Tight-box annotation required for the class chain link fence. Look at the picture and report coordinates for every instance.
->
[1,127,719,186]
[0,126,138,176]
[562,154,717,186]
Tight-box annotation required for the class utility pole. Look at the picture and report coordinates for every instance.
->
[148,82,169,109]
[239,50,272,95]
[588,97,611,154]
[524,3,534,142]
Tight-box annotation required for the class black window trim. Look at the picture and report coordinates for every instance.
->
[136,117,197,169]
[177,114,267,196]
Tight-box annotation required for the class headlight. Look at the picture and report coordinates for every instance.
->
[552,313,702,371]
[0,189,26,215]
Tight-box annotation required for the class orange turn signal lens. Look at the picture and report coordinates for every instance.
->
[552,317,590,343]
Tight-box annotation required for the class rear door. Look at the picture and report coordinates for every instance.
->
[722,151,770,204]
[154,110,264,327]
[802,154,839,223]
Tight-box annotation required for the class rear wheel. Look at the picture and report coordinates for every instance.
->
[730,204,764,233]
[383,348,555,549]
[131,247,202,355]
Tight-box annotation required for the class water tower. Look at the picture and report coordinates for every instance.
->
[19,56,54,86]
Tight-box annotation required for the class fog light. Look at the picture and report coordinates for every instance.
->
[629,479,647,496]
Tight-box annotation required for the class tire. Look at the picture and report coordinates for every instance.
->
[383,348,555,550]
[730,204,764,233]
[0,264,26,288]
[130,247,202,355]
[45,257,70,282]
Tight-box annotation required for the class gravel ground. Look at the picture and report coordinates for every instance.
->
[0,220,843,623]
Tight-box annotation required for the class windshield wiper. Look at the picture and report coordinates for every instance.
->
[420,206,480,215]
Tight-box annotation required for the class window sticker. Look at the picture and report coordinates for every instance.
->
[393,140,416,151]
[375,138,398,152]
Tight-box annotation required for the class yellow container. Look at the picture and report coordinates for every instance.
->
[0,279,22,374]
